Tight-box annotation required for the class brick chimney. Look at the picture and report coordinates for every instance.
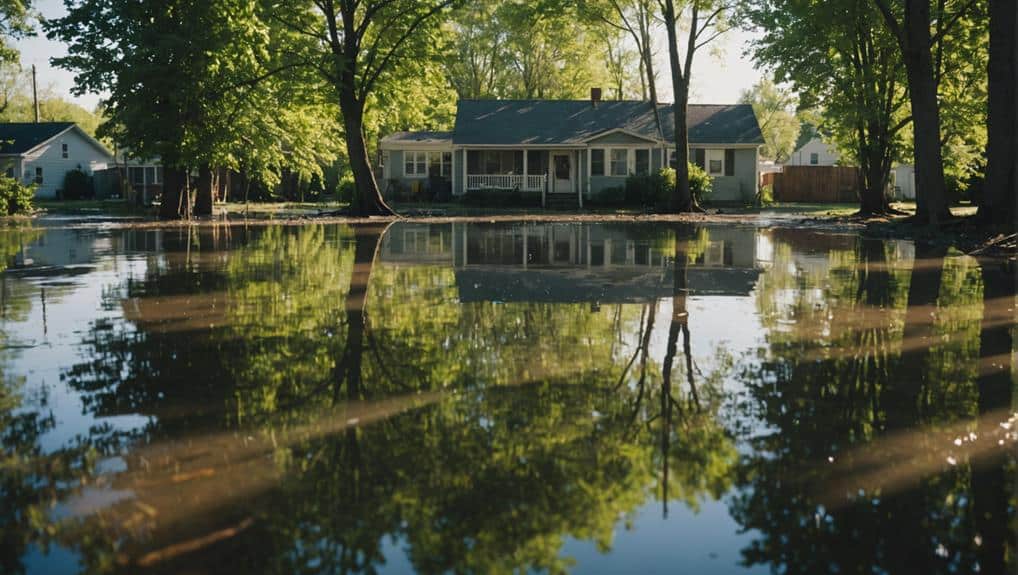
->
[590,87,602,107]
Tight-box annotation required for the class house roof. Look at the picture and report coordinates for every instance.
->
[0,122,77,155]
[380,130,453,146]
[451,100,764,146]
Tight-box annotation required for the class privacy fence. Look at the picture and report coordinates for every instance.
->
[763,166,862,203]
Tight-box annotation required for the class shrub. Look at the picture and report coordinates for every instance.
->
[623,165,711,209]
[62,168,93,200]
[687,163,713,205]
[0,176,34,215]
[758,183,775,206]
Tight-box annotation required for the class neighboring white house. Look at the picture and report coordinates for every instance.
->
[114,151,164,204]
[0,122,114,199]
[785,137,840,166]
[891,164,916,200]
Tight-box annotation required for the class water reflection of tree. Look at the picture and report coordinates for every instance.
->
[733,233,1015,574]
[1,223,743,573]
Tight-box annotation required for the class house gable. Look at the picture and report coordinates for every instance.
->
[585,129,660,145]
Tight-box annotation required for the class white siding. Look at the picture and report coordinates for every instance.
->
[892,164,915,200]
[785,137,840,166]
[21,129,113,199]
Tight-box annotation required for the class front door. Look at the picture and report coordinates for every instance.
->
[552,153,572,194]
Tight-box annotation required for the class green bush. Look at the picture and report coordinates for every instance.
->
[62,169,93,200]
[758,183,775,206]
[624,166,711,209]
[687,163,713,205]
[0,176,34,215]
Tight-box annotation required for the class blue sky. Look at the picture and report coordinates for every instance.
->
[16,0,766,110]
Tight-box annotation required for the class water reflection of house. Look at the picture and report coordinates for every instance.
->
[381,223,762,303]
[13,228,107,269]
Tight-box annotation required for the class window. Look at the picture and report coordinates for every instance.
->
[590,149,605,176]
[129,167,145,185]
[404,151,428,176]
[635,149,650,175]
[609,149,628,176]
[527,150,545,175]
[429,153,442,177]
[34,167,43,184]
[442,152,452,176]
[4,166,12,178]
[154,166,163,184]
[707,149,725,176]
[809,152,819,165]
[61,143,68,159]
[468,150,523,174]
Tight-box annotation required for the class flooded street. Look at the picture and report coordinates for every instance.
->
[1,219,1015,574]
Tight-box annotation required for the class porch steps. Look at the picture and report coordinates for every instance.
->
[544,194,580,210]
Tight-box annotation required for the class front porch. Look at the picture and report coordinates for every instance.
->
[463,149,584,208]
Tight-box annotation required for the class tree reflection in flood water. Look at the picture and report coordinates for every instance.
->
[0,221,1013,574]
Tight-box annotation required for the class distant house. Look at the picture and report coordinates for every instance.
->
[785,137,840,166]
[380,96,765,207]
[115,151,164,204]
[0,122,114,199]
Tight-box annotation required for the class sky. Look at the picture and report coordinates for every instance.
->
[16,0,766,111]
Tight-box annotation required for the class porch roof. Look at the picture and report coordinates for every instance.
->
[379,130,453,148]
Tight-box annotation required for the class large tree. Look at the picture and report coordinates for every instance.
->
[48,0,331,219]
[744,0,910,215]
[870,0,976,223]
[979,0,1017,228]
[271,0,459,216]
[660,0,730,213]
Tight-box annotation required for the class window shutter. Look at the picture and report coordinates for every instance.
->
[694,149,705,169]
[725,149,735,176]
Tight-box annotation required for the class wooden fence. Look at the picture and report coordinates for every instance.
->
[763,166,862,203]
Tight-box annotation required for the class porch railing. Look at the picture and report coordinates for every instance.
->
[466,174,547,193]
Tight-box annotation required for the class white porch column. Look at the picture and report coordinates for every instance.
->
[462,148,468,196]
[522,149,528,179]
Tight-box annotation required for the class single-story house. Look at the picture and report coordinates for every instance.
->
[785,136,840,166]
[379,96,764,206]
[0,122,114,199]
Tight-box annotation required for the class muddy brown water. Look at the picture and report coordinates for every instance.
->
[1,218,1015,574]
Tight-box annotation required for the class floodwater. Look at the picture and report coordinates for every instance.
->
[1,219,1015,574]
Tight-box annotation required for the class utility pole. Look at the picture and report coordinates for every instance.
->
[31,64,40,123]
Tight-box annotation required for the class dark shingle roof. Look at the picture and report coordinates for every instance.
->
[0,122,76,155]
[380,130,453,145]
[451,100,763,146]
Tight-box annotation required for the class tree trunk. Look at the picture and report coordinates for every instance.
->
[859,147,892,215]
[338,88,395,217]
[663,0,693,212]
[971,258,1015,575]
[900,2,949,223]
[194,164,214,216]
[159,166,189,220]
[979,0,1017,229]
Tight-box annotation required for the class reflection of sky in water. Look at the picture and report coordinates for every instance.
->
[1,220,1012,575]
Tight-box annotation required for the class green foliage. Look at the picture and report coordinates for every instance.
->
[0,174,32,214]
[623,166,710,208]
[758,183,774,206]
[46,0,342,192]
[442,0,611,99]
[61,169,92,200]
[738,79,799,162]
[745,0,910,201]
[687,163,712,204]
